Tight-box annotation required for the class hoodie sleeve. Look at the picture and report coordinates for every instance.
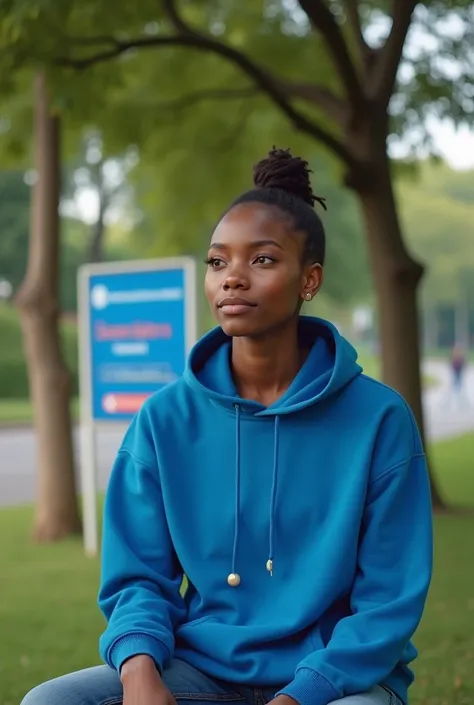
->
[277,401,433,705]
[98,408,186,673]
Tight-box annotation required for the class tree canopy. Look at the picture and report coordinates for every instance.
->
[1,2,473,175]
[2,0,472,317]
[3,1,471,313]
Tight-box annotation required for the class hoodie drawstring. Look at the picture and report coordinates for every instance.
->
[227,405,280,587]
[227,404,242,587]
[266,415,279,577]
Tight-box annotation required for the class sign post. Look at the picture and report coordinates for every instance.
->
[77,257,197,556]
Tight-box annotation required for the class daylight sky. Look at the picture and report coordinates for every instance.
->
[424,120,474,170]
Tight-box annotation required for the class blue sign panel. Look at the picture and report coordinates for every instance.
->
[86,265,193,421]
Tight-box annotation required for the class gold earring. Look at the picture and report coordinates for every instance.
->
[305,293,312,301]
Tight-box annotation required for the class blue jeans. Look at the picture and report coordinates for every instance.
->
[21,658,402,705]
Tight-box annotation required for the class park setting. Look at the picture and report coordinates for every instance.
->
[1,2,474,705]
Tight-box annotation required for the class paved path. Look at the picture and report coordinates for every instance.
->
[0,361,473,508]
[422,360,474,439]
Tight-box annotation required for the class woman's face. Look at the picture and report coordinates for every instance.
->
[204,202,322,338]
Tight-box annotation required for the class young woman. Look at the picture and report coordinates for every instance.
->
[22,148,432,705]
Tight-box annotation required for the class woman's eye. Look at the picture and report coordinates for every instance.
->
[206,257,225,268]
[254,256,274,265]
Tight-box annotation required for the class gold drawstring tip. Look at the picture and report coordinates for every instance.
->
[227,573,241,587]
[266,559,273,576]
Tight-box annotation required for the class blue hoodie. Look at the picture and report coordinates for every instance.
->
[99,317,433,705]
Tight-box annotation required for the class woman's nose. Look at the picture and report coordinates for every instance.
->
[223,273,250,290]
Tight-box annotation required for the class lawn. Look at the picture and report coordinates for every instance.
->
[0,435,473,705]
[0,398,79,425]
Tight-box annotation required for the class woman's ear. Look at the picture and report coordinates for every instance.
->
[300,263,323,302]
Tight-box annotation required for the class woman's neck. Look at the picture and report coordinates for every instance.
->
[231,318,306,407]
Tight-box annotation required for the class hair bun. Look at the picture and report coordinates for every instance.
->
[253,147,326,210]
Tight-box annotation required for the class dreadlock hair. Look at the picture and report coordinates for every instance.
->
[227,147,327,265]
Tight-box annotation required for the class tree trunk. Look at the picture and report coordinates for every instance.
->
[352,154,446,510]
[15,74,82,541]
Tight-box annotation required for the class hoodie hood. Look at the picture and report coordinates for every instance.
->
[184,315,362,414]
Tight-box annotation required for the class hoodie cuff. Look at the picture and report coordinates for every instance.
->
[108,634,170,673]
[276,667,340,705]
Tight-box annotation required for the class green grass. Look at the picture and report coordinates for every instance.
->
[0,436,473,705]
[413,435,474,705]
[0,398,79,425]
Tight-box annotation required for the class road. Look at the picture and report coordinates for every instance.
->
[423,360,474,439]
[0,361,473,508]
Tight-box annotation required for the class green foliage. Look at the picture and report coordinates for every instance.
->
[1,1,473,154]
[0,168,136,310]
[0,170,29,290]
[397,161,474,306]
[0,171,87,309]
[0,303,78,398]
[1,2,473,318]
[0,71,34,164]
[133,152,370,304]
[391,3,474,139]
[59,219,92,310]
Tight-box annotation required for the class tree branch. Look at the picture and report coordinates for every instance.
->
[161,2,349,122]
[162,0,192,35]
[165,1,339,110]
[56,36,167,69]
[369,0,417,105]
[159,0,353,156]
[281,81,348,124]
[57,24,357,167]
[297,0,364,110]
[343,0,373,66]
[125,83,347,129]
[64,29,347,124]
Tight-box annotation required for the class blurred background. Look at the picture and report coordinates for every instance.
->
[0,3,473,705]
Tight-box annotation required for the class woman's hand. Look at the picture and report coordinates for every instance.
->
[268,696,299,705]
[121,655,177,705]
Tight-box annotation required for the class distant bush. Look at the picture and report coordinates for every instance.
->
[0,304,79,399]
